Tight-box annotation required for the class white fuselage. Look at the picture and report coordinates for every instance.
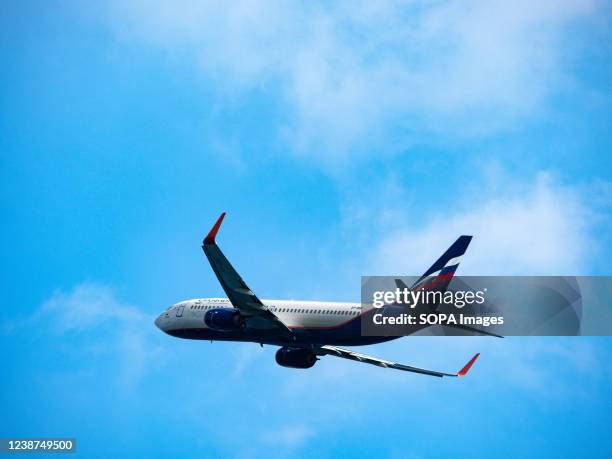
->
[155,298,364,333]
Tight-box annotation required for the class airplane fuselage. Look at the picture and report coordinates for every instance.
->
[155,298,396,347]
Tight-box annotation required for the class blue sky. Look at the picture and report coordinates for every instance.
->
[2,0,612,457]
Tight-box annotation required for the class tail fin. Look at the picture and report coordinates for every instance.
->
[411,235,472,292]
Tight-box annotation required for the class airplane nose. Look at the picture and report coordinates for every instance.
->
[154,315,162,330]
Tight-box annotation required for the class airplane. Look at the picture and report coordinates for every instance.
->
[154,212,481,378]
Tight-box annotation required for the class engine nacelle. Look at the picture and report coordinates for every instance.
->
[275,347,318,369]
[204,308,244,332]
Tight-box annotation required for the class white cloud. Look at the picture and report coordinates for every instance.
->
[231,342,266,378]
[38,283,146,333]
[105,0,605,162]
[371,172,597,275]
[33,283,165,390]
[261,424,315,449]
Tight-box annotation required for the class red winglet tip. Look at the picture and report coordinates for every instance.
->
[457,352,480,377]
[204,212,226,245]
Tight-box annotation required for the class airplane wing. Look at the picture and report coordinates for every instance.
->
[317,345,480,378]
[202,213,292,335]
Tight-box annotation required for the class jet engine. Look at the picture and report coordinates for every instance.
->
[204,308,244,332]
[275,347,318,369]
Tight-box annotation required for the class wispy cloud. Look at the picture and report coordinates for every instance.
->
[231,342,266,378]
[105,0,606,163]
[367,172,601,275]
[261,424,316,450]
[30,282,165,390]
[38,283,146,333]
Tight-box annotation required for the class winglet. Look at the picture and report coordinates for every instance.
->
[456,353,480,377]
[204,212,226,245]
